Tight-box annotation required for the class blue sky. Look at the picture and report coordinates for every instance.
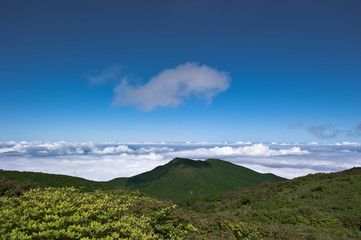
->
[1,0,361,143]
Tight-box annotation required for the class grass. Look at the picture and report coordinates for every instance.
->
[186,167,361,239]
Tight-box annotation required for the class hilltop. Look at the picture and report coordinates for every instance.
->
[108,158,285,202]
[0,170,115,192]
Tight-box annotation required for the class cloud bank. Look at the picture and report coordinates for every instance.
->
[113,63,230,111]
[1,141,360,181]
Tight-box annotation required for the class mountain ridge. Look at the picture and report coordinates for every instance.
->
[0,169,115,192]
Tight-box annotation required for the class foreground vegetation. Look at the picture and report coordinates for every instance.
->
[0,164,360,239]
[0,186,261,239]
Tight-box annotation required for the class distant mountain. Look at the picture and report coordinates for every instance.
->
[0,170,115,192]
[108,158,286,202]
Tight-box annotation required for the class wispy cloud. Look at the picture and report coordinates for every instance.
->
[87,63,123,84]
[113,62,230,111]
[288,122,304,129]
[348,122,361,137]
[289,122,347,139]
[1,141,360,181]
[308,124,340,139]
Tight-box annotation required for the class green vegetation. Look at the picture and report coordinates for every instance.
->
[0,170,115,192]
[0,160,360,239]
[109,158,285,202]
[0,177,36,197]
[186,167,361,239]
[0,187,260,239]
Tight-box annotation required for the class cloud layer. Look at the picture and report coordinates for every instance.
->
[1,141,360,181]
[113,63,230,111]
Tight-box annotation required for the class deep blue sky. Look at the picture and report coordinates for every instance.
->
[1,0,360,143]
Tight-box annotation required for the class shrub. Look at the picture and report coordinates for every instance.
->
[0,177,36,197]
[0,187,190,239]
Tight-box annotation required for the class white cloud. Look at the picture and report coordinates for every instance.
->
[164,143,309,159]
[334,141,361,146]
[235,141,252,145]
[92,145,133,154]
[0,144,26,154]
[0,141,134,156]
[113,62,230,111]
[240,164,320,179]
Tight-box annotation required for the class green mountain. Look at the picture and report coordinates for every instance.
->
[108,158,286,202]
[0,169,115,192]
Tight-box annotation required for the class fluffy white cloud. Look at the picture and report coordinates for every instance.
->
[0,142,135,156]
[235,141,252,145]
[92,145,133,154]
[164,143,309,159]
[334,141,361,146]
[113,62,230,111]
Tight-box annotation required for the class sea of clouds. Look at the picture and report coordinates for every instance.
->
[0,141,360,181]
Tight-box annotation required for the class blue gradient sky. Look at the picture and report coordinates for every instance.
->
[1,0,360,143]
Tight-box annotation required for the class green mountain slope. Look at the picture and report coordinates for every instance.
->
[0,170,115,192]
[187,167,361,239]
[108,158,286,202]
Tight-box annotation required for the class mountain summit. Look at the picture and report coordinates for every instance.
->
[108,158,285,202]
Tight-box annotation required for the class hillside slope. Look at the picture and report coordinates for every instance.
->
[187,167,361,239]
[108,158,285,202]
[0,170,115,192]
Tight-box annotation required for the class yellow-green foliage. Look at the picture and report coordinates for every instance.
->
[0,187,191,239]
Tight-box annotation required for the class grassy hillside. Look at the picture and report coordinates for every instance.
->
[0,170,115,192]
[187,167,361,239]
[108,158,285,202]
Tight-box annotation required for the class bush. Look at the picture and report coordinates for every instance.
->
[0,177,36,197]
[0,187,190,239]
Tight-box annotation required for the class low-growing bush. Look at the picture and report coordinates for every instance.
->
[0,187,194,239]
[0,177,36,197]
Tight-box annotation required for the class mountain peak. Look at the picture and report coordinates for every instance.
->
[109,158,285,202]
[168,158,211,168]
